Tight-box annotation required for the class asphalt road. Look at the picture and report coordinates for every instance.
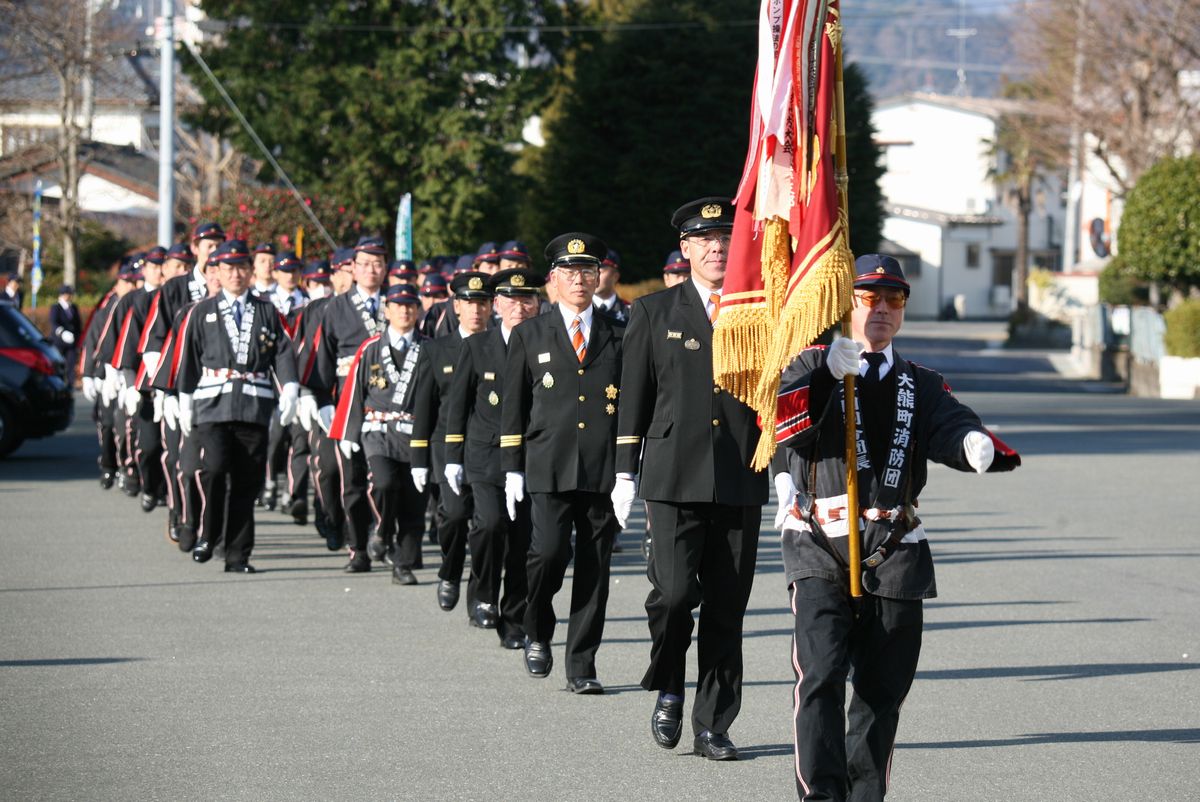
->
[1,320,1197,801]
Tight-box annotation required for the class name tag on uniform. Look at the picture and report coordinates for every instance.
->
[538,352,551,364]
[666,330,682,340]
[483,371,495,381]
[442,365,453,374]
[206,313,218,322]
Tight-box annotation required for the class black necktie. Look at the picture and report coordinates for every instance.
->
[863,352,886,383]
[367,297,378,318]
[233,300,243,329]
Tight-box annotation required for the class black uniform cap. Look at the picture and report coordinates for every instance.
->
[385,283,421,305]
[490,268,544,297]
[671,197,735,236]
[544,232,607,268]
[192,221,225,241]
[166,242,194,262]
[212,239,251,264]
[450,271,494,300]
[274,251,303,272]
[144,246,168,265]
[354,236,387,256]
[853,254,910,295]
[253,241,276,256]
[663,249,691,274]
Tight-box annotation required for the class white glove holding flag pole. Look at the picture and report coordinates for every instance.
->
[827,337,863,380]
[101,364,119,405]
[296,392,318,432]
[60,330,75,345]
[505,471,525,521]
[278,382,299,426]
[963,431,994,474]
[610,473,638,529]
[163,394,179,431]
[444,463,464,496]
[121,385,140,416]
[142,351,161,382]
[82,376,97,402]
[317,404,334,434]
[152,390,164,423]
[178,393,194,437]
[773,471,799,530]
[338,439,360,460]
[410,467,428,493]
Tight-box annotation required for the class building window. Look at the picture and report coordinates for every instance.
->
[992,252,1014,287]
[966,243,980,268]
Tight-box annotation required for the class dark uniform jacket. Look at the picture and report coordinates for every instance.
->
[593,295,630,323]
[329,329,425,462]
[409,330,465,476]
[174,293,298,427]
[294,294,331,386]
[150,302,198,392]
[306,288,387,407]
[80,290,117,381]
[501,308,624,494]
[444,326,508,486]
[615,282,768,506]
[146,268,207,354]
[101,286,160,390]
[49,301,81,353]
[775,345,1019,600]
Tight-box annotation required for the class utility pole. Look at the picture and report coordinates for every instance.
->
[1062,0,1087,272]
[946,0,977,96]
[157,0,176,246]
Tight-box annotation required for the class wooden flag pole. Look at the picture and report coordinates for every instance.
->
[831,5,863,598]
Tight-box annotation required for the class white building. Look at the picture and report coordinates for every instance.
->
[872,93,1067,319]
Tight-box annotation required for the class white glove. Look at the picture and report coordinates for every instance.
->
[296,392,318,432]
[444,463,464,496]
[81,376,97,402]
[317,404,334,434]
[278,382,299,426]
[152,390,164,423]
[121,386,140,416]
[142,351,161,380]
[61,330,76,345]
[410,467,429,493]
[163,394,179,431]
[339,439,360,460]
[610,473,638,529]
[178,393,194,437]
[827,337,863,380]
[773,471,799,529]
[101,365,119,405]
[505,471,525,521]
[964,431,994,474]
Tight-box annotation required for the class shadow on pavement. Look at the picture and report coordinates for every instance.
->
[0,657,146,667]
[915,662,1200,681]
[899,728,1200,748]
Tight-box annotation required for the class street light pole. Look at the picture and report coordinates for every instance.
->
[157,0,176,246]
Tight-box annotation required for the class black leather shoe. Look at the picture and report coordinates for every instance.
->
[261,484,277,511]
[437,580,460,611]
[566,677,604,695]
[177,526,197,552]
[167,523,180,544]
[470,602,499,629]
[123,477,141,498]
[224,563,257,574]
[366,532,387,563]
[500,632,524,650]
[99,470,115,490]
[643,534,652,561]
[651,696,684,749]
[140,493,157,513]
[693,731,738,761]
[524,639,552,678]
[323,521,345,552]
[192,540,213,563]
[392,566,418,585]
[285,498,308,525]
[344,551,370,573]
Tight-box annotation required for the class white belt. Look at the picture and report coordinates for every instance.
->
[783,493,927,543]
[362,420,414,435]
[193,382,277,401]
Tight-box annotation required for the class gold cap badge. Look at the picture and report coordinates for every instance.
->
[701,203,723,219]
[468,276,483,290]
[511,274,526,287]
[567,239,585,255]
[876,267,886,274]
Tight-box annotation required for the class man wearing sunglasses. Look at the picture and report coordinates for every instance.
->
[772,253,1020,801]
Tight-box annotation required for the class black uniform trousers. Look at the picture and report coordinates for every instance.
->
[335,446,372,553]
[470,481,531,639]
[195,422,268,566]
[525,490,617,679]
[311,428,344,530]
[265,417,309,502]
[366,454,424,570]
[436,480,472,583]
[94,398,117,473]
[133,396,166,500]
[642,501,761,736]
[789,577,923,802]
[176,430,203,549]
[161,420,182,526]
[115,402,135,487]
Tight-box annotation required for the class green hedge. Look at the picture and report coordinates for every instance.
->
[1164,299,1200,358]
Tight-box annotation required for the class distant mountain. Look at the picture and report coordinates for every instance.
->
[843,0,1024,99]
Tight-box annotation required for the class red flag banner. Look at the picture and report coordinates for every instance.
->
[713,0,854,470]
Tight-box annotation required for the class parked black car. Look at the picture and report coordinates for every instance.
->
[0,304,73,457]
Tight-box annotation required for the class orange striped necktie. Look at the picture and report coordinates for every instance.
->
[709,293,721,326]
[571,316,586,362]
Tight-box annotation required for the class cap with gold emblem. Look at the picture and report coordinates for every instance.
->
[450,270,495,300]
[385,283,421,305]
[490,268,545,297]
[853,254,910,295]
[670,196,735,236]
[663,249,691,275]
[212,238,251,264]
[544,232,607,268]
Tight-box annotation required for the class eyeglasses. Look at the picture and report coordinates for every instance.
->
[218,262,252,272]
[687,232,731,247]
[557,266,599,283]
[853,290,907,310]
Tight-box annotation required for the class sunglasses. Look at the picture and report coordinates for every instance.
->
[853,290,907,310]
